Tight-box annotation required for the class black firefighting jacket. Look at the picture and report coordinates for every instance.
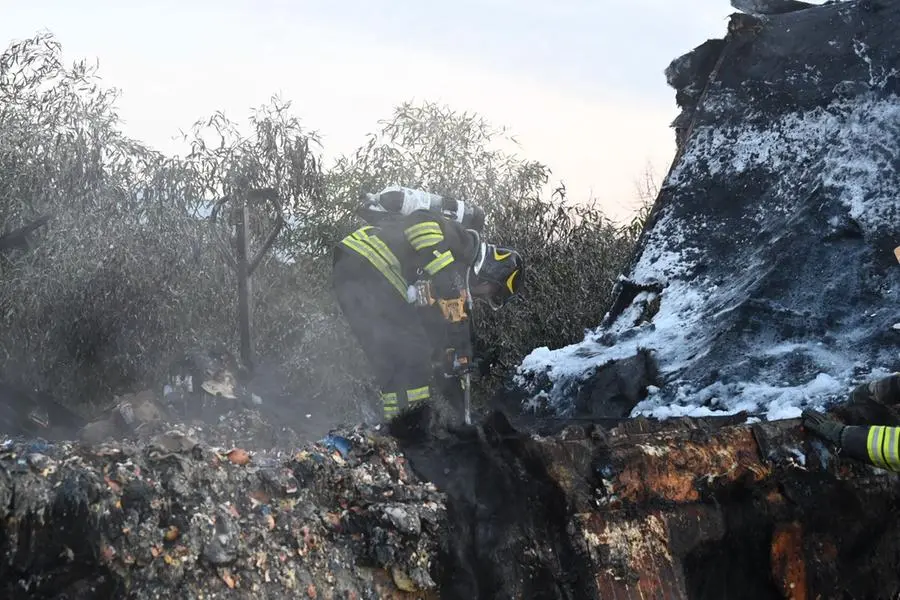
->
[337,209,479,354]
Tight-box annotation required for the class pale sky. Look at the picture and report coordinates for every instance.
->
[2,1,736,221]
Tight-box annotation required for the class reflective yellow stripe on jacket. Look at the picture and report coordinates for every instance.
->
[403,220,457,276]
[340,226,409,298]
[404,221,444,251]
[866,426,900,471]
[424,250,454,275]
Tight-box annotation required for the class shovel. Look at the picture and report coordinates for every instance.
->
[462,372,472,425]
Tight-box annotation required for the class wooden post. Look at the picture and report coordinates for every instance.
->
[233,201,255,373]
[211,189,285,378]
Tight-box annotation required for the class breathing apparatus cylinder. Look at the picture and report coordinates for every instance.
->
[358,186,485,232]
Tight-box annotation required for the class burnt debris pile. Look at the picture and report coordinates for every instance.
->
[5,403,900,599]
[0,420,447,599]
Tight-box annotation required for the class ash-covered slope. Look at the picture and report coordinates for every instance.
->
[517,0,900,421]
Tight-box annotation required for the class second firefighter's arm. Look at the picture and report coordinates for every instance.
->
[841,425,900,472]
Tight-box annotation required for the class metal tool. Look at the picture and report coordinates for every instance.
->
[462,372,472,425]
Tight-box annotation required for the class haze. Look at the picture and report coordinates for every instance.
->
[3,0,735,221]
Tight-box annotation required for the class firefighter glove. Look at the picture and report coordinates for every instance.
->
[801,409,845,446]
[445,348,475,376]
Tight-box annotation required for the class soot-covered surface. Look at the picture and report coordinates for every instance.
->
[5,388,900,599]
[389,403,900,599]
[389,406,601,600]
[516,0,900,421]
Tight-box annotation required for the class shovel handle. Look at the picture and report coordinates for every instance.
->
[463,373,472,425]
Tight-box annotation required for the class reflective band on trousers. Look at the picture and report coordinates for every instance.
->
[380,386,431,418]
[340,226,409,298]
[866,426,900,471]
[381,392,400,417]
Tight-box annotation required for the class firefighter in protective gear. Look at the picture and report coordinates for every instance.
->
[802,373,900,472]
[331,206,523,421]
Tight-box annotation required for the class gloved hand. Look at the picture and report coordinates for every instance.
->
[444,348,475,377]
[444,319,473,373]
[801,409,845,446]
[453,353,475,375]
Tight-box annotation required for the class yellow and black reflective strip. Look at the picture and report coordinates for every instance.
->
[381,392,400,418]
[866,426,900,471]
[404,221,444,251]
[407,385,430,404]
[506,269,519,294]
[340,227,408,298]
[424,249,454,275]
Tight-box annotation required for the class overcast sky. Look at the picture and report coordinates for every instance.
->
[2,0,737,221]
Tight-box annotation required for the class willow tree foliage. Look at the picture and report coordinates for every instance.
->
[0,33,650,414]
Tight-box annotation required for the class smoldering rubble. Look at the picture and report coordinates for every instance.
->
[5,399,900,600]
[0,417,445,600]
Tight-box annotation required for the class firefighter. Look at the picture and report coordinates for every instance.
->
[332,195,523,422]
[802,373,900,471]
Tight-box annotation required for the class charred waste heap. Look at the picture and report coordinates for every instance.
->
[5,2,900,599]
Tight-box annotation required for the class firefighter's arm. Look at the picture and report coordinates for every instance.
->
[841,425,900,472]
[403,213,470,311]
[403,214,474,371]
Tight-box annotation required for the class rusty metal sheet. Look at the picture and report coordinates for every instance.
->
[577,510,688,599]
[606,427,771,505]
[771,522,808,600]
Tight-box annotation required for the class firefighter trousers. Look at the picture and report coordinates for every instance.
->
[332,249,434,420]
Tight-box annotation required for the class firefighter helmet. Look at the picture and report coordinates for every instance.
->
[472,243,523,310]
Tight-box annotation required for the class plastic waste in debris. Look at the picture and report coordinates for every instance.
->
[201,375,237,399]
[318,434,352,458]
[26,440,51,454]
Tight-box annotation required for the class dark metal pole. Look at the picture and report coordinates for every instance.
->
[234,200,255,374]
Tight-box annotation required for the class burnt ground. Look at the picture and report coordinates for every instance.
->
[7,344,900,599]
[4,371,900,598]
[386,400,900,600]
[389,405,600,600]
